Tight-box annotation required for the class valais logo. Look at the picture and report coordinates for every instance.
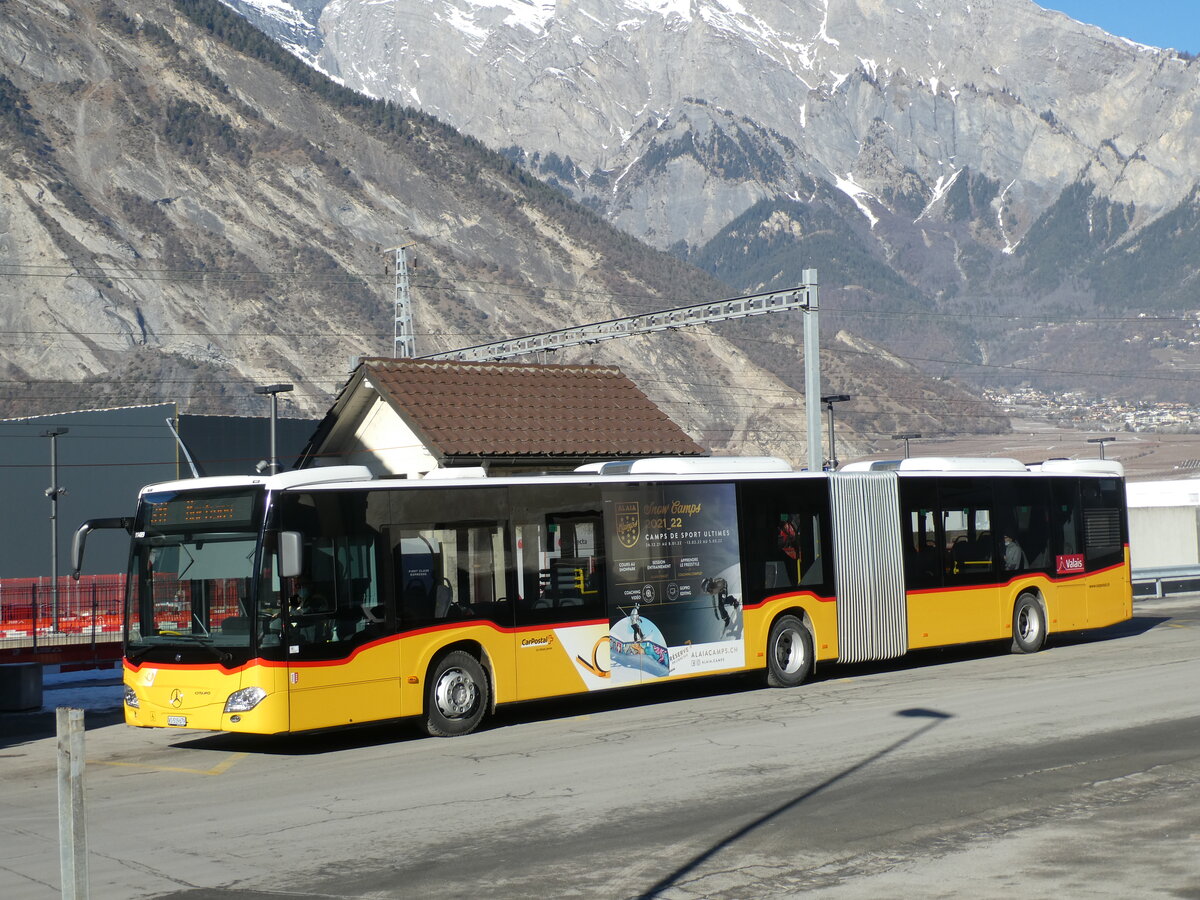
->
[1056,554,1085,575]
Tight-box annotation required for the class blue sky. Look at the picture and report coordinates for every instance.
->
[1038,2,1199,54]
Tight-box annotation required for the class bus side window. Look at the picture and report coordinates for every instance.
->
[993,479,1051,572]
[899,479,941,589]
[513,510,605,625]
[1050,479,1081,559]
[740,481,830,599]
[1081,478,1125,570]
[396,524,511,627]
[939,481,995,582]
[770,512,825,588]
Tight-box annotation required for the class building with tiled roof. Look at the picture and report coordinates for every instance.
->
[299,358,706,476]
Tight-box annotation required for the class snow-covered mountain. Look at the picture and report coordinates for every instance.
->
[227,0,1199,239]
[226,0,1200,403]
[0,0,1011,460]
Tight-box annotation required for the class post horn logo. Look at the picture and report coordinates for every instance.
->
[616,501,640,550]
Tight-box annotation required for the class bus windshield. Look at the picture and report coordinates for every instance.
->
[125,487,263,664]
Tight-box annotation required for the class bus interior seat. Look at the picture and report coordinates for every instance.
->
[402,580,432,619]
[434,579,454,618]
[764,560,791,589]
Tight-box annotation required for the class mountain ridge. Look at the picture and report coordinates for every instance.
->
[226,0,1200,404]
[0,0,1009,466]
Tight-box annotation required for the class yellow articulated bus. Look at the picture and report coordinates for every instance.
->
[71,455,1131,737]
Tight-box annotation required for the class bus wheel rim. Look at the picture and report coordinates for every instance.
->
[776,628,805,674]
[434,668,477,718]
[1019,607,1039,642]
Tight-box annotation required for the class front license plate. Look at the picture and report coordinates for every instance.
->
[166,715,187,727]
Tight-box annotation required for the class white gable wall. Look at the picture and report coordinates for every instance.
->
[324,395,439,478]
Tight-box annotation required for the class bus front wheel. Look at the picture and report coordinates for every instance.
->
[1011,593,1047,654]
[766,615,813,688]
[423,650,489,737]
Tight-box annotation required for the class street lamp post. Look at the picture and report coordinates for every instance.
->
[1087,436,1116,459]
[820,394,851,470]
[42,427,68,632]
[893,432,921,459]
[253,384,294,474]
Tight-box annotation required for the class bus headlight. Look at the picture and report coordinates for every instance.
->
[124,686,139,708]
[224,686,267,713]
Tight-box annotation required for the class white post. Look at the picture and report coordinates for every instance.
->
[57,707,89,899]
[802,269,822,472]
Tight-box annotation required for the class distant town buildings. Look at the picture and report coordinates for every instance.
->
[984,387,1200,433]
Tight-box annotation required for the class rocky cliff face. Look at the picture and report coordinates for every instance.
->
[0,0,1006,464]
[228,0,1200,403]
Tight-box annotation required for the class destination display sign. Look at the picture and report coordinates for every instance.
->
[143,490,259,531]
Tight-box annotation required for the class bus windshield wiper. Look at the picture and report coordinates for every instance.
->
[129,634,231,664]
[126,643,156,663]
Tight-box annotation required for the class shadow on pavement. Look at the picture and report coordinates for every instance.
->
[168,673,759,757]
[635,707,954,899]
[0,707,125,750]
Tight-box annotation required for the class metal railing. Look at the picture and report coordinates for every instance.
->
[0,575,125,650]
[1131,565,1200,598]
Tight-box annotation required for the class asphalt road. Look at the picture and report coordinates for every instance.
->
[2,596,1198,899]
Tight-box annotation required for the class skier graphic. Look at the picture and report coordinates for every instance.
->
[629,602,645,643]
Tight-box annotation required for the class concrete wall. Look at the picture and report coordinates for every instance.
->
[1128,506,1200,569]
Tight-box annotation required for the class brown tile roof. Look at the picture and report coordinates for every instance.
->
[361,357,705,458]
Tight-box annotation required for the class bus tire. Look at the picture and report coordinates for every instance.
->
[423,650,489,737]
[766,615,813,688]
[1011,592,1047,654]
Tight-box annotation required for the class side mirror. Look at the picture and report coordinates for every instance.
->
[70,517,134,580]
[278,530,304,578]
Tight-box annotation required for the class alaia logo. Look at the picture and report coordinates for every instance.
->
[616,501,641,550]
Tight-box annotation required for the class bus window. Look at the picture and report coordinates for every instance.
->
[511,484,605,625]
[272,490,391,660]
[1050,479,1082,561]
[900,479,941,588]
[739,480,830,598]
[1082,478,1125,570]
[940,481,995,582]
[396,523,511,626]
[386,486,513,629]
[993,479,1052,571]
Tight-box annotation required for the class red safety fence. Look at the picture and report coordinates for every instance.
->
[0,575,126,650]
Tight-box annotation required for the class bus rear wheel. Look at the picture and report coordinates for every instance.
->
[1011,592,1047,654]
[766,615,813,688]
[423,650,489,737]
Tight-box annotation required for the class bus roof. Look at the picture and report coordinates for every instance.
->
[137,454,1125,498]
[839,457,1124,477]
[138,465,374,497]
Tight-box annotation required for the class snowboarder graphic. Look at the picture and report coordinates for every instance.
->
[702,576,742,638]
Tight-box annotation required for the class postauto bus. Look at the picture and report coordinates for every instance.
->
[70,455,1131,737]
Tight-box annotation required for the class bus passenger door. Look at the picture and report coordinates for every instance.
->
[1046,480,1087,631]
[512,512,610,701]
[286,533,401,732]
